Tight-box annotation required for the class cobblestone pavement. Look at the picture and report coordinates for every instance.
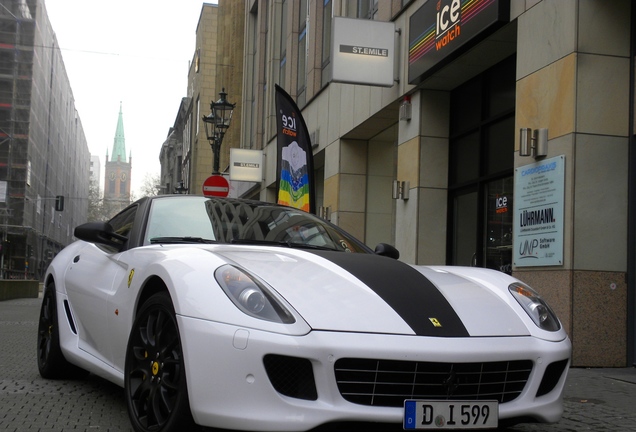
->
[1,297,635,431]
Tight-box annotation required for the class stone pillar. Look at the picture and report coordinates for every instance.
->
[396,90,450,265]
[324,139,368,241]
[514,0,630,366]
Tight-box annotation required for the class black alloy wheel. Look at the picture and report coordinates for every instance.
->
[124,292,195,432]
[37,283,81,378]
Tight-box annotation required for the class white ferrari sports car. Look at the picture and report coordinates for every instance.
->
[38,195,571,432]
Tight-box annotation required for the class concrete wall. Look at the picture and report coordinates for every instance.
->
[0,280,39,301]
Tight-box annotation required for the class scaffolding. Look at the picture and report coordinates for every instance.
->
[0,0,89,280]
[0,1,36,279]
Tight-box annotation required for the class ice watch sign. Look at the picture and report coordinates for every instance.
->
[408,0,509,85]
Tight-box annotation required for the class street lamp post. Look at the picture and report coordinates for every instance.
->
[174,180,188,194]
[202,88,236,175]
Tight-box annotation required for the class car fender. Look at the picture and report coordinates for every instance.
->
[426,266,569,342]
[125,245,312,336]
[44,240,89,295]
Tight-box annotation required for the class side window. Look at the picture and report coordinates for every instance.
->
[109,205,137,239]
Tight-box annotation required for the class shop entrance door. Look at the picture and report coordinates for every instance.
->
[447,56,515,274]
[449,177,513,273]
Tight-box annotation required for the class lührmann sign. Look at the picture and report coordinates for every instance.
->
[513,155,565,267]
[408,0,509,85]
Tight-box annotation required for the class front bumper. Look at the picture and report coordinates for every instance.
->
[178,315,571,431]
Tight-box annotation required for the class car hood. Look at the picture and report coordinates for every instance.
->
[216,248,530,337]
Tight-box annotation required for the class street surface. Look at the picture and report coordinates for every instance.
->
[1,297,635,431]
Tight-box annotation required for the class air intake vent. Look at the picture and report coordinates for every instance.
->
[63,300,77,334]
[335,358,533,407]
[263,354,318,401]
[536,359,568,397]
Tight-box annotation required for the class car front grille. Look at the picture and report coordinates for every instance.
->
[334,358,533,407]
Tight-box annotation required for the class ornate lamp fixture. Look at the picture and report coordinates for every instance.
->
[202,88,236,174]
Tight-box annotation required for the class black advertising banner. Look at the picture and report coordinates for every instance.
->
[408,0,509,85]
[274,84,315,214]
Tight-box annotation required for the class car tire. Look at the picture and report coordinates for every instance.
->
[37,282,85,379]
[124,291,196,432]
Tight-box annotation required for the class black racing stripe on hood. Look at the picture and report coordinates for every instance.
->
[310,251,469,337]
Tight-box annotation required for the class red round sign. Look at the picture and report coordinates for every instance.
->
[202,175,229,197]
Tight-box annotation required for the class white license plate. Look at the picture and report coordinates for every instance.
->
[403,400,498,429]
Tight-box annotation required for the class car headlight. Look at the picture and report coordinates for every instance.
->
[215,265,295,324]
[509,282,561,331]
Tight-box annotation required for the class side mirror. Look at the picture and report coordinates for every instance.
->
[74,221,127,252]
[374,243,400,260]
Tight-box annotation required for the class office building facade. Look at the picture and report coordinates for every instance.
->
[237,0,634,367]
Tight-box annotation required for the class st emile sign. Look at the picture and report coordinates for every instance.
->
[408,0,509,85]
[230,148,263,182]
[332,17,395,87]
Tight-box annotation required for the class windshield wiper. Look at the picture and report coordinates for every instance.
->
[229,238,337,251]
[150,236,217,245]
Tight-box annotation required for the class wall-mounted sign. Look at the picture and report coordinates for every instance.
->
[513,155,565,267]
[408,0,509,85]
[230,148,263,182]
[331,17,395,87]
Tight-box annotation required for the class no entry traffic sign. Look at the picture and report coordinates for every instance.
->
[202,175,229,197]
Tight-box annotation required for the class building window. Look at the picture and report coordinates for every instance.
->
[297,0,307,107]
[279,0,288,88]
[447,56,516,274]
[196,97,200,135]
[261,1,269,141]
[354,0,378,20]
[183,115,191,157]
[321,0,332,87]
[247,4,258,150]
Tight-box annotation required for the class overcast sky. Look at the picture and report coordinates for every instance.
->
[44,0,213,197]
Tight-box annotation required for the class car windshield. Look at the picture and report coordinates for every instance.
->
[144,196,370,253]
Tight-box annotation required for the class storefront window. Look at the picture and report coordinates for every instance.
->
[450,131,479,185]
[485,177,513,274]
[451,189,478,267]
[448,56,515,274]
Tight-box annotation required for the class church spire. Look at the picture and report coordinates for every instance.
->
[111,102,126,162]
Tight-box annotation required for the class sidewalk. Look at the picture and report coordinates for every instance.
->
[1,296,635,431]
[551,367,636,431]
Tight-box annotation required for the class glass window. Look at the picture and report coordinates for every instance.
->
[145,196,370,253]
[487,56,516,118]
[297,0,307,106]
[321,0,332,87]
[110,206,136,236]
[262,1,269,139]
[196,97,200,135]
[279,0,288,87]
[448,56,515,273]
[450,77,481,134]
[145,197,216,243]
[450,131,480,185]
[249,7,258,149]
[451,190,478,267]
[485,116,514,176]
[485,177,513,274]
[357,0,378,19]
